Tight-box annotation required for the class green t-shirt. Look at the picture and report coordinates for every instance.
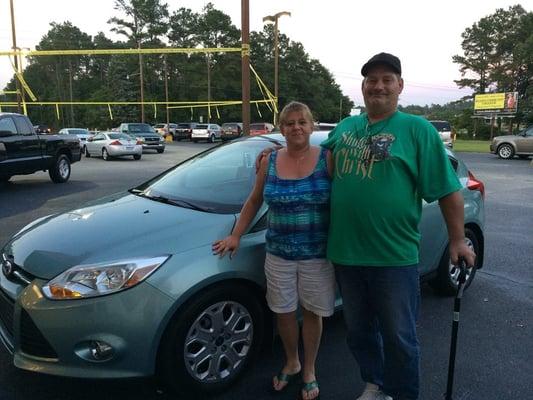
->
[321,111,461,266]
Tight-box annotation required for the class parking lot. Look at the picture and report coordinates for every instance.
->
[0,143,532,400]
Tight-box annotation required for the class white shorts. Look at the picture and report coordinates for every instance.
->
[264,252,336,317]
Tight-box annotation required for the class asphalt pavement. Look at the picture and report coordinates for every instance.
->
[0,145,531,400]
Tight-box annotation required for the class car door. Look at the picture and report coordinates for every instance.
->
[516,126,533,153]
[0,115,42,175]
[87,133,105,153]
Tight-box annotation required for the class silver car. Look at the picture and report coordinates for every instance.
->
[58,128,93,149]
[84,132,142,161]
[490,125,533,159]
[191,123,222,143]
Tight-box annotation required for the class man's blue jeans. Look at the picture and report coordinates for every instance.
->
[335,264,420,400]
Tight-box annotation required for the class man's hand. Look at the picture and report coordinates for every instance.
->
[449,239,476,267]
[255,145,282,172]
[212,235,241,259]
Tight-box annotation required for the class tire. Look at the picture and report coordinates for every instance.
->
[497,143,514,159]
[429,227,479,296]
[133,154,141,160]
[102,148,110,161]
[158,284,266,396]
[209,134,216,143]
[48,154,71,183]
[157,148,164,154]
[84,146,91,158]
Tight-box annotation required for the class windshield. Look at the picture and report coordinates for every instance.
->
[69,129,90,135]
[134,137,282,213]
[129,123,154,133]
[250,124,265,130]
[109,133,132,140]
[430,121,451,131]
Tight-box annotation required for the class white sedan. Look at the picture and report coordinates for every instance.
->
[84,132,142,161]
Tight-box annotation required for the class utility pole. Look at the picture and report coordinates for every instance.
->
[9,0,22,113]
[207,54,211,124]
[164,55,169,127]
[263,11,291,127]
[241,0,250,135]
[139,43,145,123]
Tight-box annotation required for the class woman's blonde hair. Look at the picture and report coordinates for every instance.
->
[278,101,314,127]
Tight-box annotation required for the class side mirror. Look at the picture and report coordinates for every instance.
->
[88,137,93,142]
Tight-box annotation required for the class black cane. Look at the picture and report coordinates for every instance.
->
[444,258,468,400]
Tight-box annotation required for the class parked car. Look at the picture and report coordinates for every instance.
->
[314,122,337,131]
[249,122,274,136]
[84,132,142,160]
[58,128,93,149]
[153,123,178,140]
[429,120,454,148]
[191,123,222,143]
[221,122,243,141]
[490,125,533,159]
[118,123,165,153]
[175,122,198,141]
[33,124,52,134]
[0,132,485,396]
[0,112,81,183]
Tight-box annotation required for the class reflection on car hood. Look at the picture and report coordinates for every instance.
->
[493,135,521,141]
[6,193,235,279]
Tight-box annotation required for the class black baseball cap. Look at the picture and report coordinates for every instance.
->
[361,52,402,76]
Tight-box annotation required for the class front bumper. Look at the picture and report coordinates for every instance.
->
[0,276,174,378]
[141,143,165,151]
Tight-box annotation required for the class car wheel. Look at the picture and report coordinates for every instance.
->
[430,227,479,296]
[158,284,266,396]
[497,143,514,159]
[133,154,141,160]
[157,148,164,154]
[102,148,110,161]
[49,154,71,183]
[209,134,216,143]
[84,146,91,158]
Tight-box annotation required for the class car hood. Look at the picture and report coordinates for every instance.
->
[5,193,236,280]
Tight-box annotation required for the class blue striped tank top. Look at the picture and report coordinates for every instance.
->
[263,147,331,260]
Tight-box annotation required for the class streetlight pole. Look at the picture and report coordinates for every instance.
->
[241,0,250,135]
[9,0,22,113]
[263,11,290,127]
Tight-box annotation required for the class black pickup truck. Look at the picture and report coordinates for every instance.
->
[0,112,81,183]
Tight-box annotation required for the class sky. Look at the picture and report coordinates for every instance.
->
[1,0,532,108]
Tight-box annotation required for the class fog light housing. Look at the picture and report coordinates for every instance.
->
[90,341,114,361]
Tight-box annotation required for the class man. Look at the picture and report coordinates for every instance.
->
[321,53,476,400]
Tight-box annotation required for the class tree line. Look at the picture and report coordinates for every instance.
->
[2,1,352,130]
[2,2,531,138]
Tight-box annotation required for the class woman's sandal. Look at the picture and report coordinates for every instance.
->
[272,370,300,392]
[300,380,320,400]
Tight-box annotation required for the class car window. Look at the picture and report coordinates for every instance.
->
[93,134,105,141]
[250,123,265,130]
[109,133,131,140]
[524,126,533,136]
[69,128,90,135]
[177,123,191,128]
[430,121,451,131]
[0,117,18,134]
[13,116,33,135]
[196,124,208,129]
[137,138,276,213]
[128,123,154,133]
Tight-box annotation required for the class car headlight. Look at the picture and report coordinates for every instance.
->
[42,256,169,300]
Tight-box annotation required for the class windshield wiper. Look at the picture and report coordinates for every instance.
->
[129,189,212,212]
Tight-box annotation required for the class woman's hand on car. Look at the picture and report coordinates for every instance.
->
[212,235,241,259]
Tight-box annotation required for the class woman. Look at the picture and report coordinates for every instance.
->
[212,101,335,400]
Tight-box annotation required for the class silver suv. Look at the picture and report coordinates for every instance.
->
[430,120,454,148]
[490,125,533,159]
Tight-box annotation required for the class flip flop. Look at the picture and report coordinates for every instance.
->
[300,380,320,400]
[272,370,300,392]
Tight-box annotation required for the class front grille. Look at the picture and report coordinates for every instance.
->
[0,288,15,339]
[144,137,159,143]
[20,309,57,359]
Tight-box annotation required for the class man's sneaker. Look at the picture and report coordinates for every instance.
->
[356,383,393,400]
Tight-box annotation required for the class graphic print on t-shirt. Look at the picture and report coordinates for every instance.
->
[335,132,395,179]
